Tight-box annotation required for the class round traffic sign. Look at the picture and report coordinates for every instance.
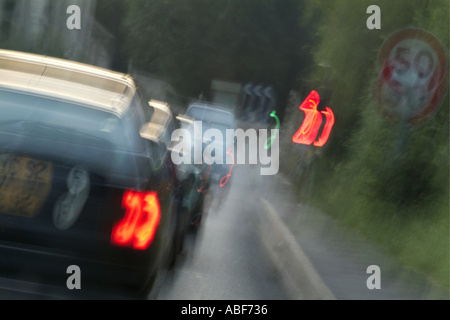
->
[375,28,448,127]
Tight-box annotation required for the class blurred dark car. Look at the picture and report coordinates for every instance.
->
[0,50,181,299]
[140,100,192,257]
[175,115,211,233]
[142,103,207,255]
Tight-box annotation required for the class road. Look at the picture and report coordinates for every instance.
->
[156,163,289,300]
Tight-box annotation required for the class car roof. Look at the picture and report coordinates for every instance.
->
[187,102,235,116]
[0,50,136,117]
[176,114,195,124]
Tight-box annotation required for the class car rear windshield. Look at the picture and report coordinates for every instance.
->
[0,89,142,152]
[186,106,235,126]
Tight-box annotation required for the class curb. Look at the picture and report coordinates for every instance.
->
[258,197,336,300]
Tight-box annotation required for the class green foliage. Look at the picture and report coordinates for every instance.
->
[288,0,449,289]
[120,0,303,100]
[311,0,426,161]
[95,0,129,71]
[96,0,128,38]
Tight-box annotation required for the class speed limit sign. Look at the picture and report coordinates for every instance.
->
[375,28,448,127]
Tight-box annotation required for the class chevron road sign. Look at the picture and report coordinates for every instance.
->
[263,87,274,98]
[242,84,276,122]
[254,86,263,97]
[243,84,275,98]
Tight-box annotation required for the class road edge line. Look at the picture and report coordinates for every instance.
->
[258,197,337,300]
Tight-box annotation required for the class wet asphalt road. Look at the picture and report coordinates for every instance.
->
[156,164,289,300]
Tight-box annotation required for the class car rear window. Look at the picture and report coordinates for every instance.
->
[186,106,235,126]
[0,89,142,152]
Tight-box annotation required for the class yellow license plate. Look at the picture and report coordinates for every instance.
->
[0,155,52,218]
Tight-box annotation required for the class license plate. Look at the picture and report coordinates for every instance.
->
[0,155,52,218]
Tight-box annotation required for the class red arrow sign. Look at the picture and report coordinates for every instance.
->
[292,90,335,147]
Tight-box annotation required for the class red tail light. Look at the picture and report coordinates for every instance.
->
[111,190,161,250]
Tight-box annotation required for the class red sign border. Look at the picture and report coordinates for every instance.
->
[375,28,448,127]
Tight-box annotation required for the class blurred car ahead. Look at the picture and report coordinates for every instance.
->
[185,102,237,184]
[142,102,206,255]
[175,114,211,233]
[141,100,194,260]
[0,49,181,299]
